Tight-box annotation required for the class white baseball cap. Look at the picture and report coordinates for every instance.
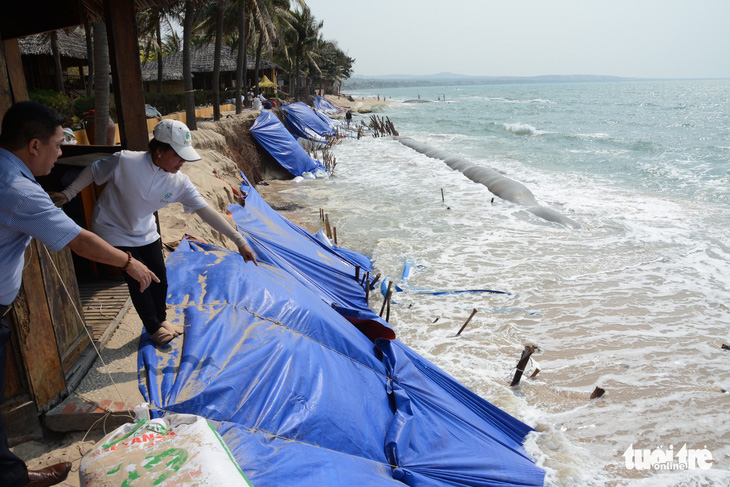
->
[152,119,201,161]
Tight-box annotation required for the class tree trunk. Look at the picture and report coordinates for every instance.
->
[183,0,196,130]
[213,5,224,121]
[254,30,263,94]
[83,13,94,96]
[235,0,246,114]
[156,22,163,93]
[50,32,65,95]
[294,55,300,101]
[92,20,111,145]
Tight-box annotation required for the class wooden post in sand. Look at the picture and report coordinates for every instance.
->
[365,272,370,303]
[325,214,332,239]
[455,308,478,336]
[379,282,393,317]
[369,273,381,290]
[355,265,360,282]
[385,294,391,322]
[333,227,338,245]
[510,345,539,387]
[441,188,445,203]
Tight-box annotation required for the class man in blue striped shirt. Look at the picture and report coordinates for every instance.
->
[0,102,158,487]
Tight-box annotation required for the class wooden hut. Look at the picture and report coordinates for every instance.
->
[141,43,283,95]
[1,0,156,445]
[18,30,89,95]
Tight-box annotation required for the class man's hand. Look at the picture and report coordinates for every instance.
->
[238,244,258,266]
[47,191,68,207]
[67,230,160,291]
[125,257,160,292]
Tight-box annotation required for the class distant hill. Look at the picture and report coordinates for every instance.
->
[343,73,639,89]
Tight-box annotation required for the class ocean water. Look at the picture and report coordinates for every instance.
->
[274,80,730,486]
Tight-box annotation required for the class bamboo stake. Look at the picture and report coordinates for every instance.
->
[355,265,360,282]
[379,282,393,317]
[455,308,478,336]
[333,227,338,245]
[510,345,538,387]
[386,290,392,322]
[529,368,541,379]
[369,273,381,290]
[365,272,370,303]
[325,214,332,239]
[441,188,445,203]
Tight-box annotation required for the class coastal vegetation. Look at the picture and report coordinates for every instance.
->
[27,1,355,128]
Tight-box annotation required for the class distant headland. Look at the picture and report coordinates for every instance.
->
[342,72,677,89]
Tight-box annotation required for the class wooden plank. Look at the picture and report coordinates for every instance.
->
[2,39,27,102]
[78,280,132,343]
[12,241,66,411]
[104,0,148,151]
[2,324,28,402]
[38,245,88,374]
[0,28,12,118]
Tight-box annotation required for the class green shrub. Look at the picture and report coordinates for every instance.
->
[28,89,74,122]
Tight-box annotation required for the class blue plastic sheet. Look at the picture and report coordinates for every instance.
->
[314,95,340,113]
[229,173,391,341]
[137,178,546,486]
[250,110,324,176]
[281,102,336,140]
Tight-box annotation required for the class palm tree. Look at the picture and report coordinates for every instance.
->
[49,32,65,95]
[92,19,110,144]
[315,40,353,96]
[182,0,198,130]
[235,0,246,113]
[83,11,94,96]
[138,7,181,93]
[212,2,225,121]
[280,5,322,101]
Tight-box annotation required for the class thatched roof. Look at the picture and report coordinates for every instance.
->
[140,43,282,82]
[18,31,88,60]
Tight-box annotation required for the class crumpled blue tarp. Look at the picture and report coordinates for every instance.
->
[138,239,544,486]
[137,175,545,486]
[250,110,325,176]
[314,95,340,113]
[229,173,392,341]
[281,102,335,140]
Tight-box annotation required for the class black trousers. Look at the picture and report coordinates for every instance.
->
[118,239,168,335]
[0,317,29,487]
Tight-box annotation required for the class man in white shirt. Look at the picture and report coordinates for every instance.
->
[54,120,257,346]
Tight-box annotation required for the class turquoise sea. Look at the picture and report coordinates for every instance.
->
[275,80,730,486]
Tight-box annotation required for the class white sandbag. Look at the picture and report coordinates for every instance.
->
[80,404,251,486]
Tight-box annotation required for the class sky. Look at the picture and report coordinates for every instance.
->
[303,0,730,79]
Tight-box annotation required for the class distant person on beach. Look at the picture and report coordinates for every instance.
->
[345,110,352,127]
[52,119,257,347]
[246,89,254,108]
[0,102,158,487]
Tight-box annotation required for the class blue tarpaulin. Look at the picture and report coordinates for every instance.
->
[249,110,325,176]
[314,96,340,113]
[281,102,336,140]
[137,176,546,486]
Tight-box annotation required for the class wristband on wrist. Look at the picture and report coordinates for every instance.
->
[122,251,132,271]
